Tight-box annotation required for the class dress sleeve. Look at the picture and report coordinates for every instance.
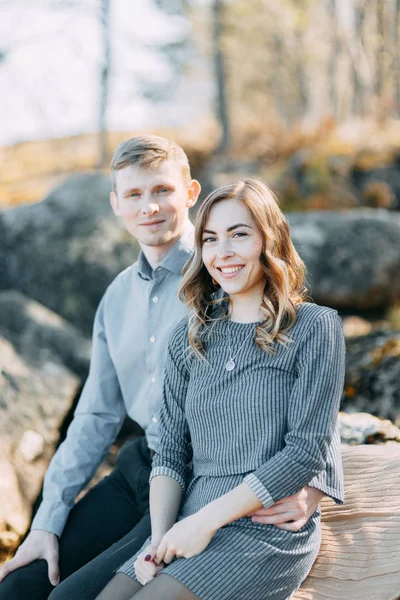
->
[150,319,192,491]
[243,310,345,508]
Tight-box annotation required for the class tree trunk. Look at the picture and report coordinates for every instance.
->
[98,0,111,170]
[395,0,400,116]
[328,0,339,118]
[375,0,385,99]
[212,0,230,154]
[352,0,367,116]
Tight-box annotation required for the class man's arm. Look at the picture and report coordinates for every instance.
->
[0,291,127,585]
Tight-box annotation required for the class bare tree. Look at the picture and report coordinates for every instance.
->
[98,0,110,169]
[212,0,230,153]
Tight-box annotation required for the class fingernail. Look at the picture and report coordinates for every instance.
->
[52,578,60,586]
[144,555,152,562]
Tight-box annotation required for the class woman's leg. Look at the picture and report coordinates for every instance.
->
[96,573,141,600]
[96,573,199,600]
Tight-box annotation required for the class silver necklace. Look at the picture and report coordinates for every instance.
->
[225,327,255,371]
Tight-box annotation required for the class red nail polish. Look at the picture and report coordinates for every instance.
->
[144,555,151,562]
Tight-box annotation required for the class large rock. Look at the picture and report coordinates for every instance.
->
[342,328,400,424]
[0,335,80,563]
[338,412,400,445]
[0,174,139,335]
[287,209,400,310]
[0,291,91,378]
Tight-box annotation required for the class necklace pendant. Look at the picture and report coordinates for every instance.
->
[226,358,235,371]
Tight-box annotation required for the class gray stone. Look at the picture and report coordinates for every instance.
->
[288,209,400,310]
[338,412,400,445]
[0,335,80,553]
[0,174,139,334]
[0,290,91,378]
[343,328,400,424]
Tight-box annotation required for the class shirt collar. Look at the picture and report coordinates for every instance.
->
[137,220,194,280]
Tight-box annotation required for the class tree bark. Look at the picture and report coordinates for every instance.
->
[98,0,111,170]
[395,0,400,115]
[212,0,230,154]
[375,0,385,99]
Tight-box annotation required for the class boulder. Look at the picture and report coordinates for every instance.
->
[0,335,80,563]
[343,328,400,424]
[0,173,139,335]
[287,209,400,310]
[0,290,91,378]
[338,412,400,445]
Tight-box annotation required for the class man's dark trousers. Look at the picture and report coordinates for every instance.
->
[0,438,152,600]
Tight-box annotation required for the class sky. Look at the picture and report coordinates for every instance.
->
[0,0,212,146]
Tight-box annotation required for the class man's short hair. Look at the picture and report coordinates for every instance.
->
[110,135,191,193]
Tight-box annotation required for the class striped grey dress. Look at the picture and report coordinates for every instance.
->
[119,302,345,600]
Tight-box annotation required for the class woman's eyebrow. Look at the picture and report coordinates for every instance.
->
[203,223,252,235]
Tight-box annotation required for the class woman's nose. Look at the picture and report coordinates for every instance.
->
[217,241,234,258]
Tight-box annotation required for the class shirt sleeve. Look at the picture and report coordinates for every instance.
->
[31,291,126,537]
[243,310,345,508]
[150,320,192,491]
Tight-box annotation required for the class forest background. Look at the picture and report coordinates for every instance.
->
[1,0,400,571]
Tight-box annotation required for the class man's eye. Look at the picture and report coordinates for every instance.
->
[129,192,140,198]
[156,188,170,194]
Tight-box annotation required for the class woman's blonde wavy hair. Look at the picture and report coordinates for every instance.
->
[178,177,309,360]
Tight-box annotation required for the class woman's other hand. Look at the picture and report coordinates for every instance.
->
[155,513,215,565]
[134,544,165,585]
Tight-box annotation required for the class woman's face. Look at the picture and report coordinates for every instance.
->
[201,198,266,300]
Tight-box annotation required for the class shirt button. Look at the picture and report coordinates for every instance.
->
[149,336,156,343]
[151,376,156,383]
[152,416,158,423]
[152,296,159,303]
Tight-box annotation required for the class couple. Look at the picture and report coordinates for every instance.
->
[0,135,345,600]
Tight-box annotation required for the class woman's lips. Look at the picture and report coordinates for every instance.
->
[216,265,245,278]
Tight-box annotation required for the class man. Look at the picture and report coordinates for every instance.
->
[0,136,331,599]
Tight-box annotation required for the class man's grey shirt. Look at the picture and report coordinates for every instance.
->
[31,223,194,536]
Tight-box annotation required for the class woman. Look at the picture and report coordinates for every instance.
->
[96,177,345,600]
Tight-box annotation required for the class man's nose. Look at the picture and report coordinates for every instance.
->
[141,201,159,216]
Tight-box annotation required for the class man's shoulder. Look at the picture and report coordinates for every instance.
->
[105,262,139,296]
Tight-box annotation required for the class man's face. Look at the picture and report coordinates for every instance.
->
[110,160,200,248]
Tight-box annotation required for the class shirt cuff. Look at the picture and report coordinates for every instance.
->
[243,473,275,509]
[307,481,344,505]
[30,501,71,537]
[150,466,186,491]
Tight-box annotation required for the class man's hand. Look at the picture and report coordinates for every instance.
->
[0,530,60,586]
[248,486,324,531]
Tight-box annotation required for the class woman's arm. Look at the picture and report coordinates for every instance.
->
[149,475,183,546]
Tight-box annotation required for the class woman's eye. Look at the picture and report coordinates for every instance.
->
[202,237,216,243]
[233,231,248,238]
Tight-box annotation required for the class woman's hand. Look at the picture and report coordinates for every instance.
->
[134,543,165,586]
[155,513,216,565]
